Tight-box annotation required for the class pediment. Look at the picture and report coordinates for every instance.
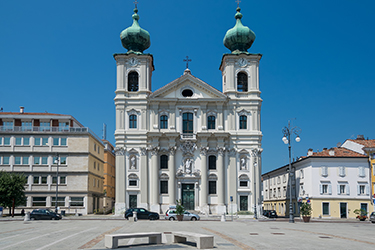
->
[150,72,227,100]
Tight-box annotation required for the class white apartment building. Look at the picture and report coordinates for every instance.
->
[263,147,372,219]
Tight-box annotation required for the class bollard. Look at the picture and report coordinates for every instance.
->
[133,211,138,222]
[221,213,226,222]
[24,212,30,221]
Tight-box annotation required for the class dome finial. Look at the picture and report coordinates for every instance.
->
[223,3,256,54]
[120,2,151,54]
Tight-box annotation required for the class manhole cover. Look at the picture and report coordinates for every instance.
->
[271,233,285,235]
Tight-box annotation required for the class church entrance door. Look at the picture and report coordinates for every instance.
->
[181,184,194,210]
[129,195,137,208]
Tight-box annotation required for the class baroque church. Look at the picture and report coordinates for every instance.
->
[114,4,263,216]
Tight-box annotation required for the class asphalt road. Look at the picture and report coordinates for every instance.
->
[0,217,375,249]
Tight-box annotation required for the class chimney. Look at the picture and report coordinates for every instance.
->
[329,148,335,156]
[307,148,313,156]
[357,135,364,140]
[323,148,327,151]
[20,106,24,114]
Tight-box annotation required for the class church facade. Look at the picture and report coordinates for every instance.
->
[114,6,263,216]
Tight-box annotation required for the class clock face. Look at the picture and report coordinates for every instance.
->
[128,58,138,66]
[238,58,248,67]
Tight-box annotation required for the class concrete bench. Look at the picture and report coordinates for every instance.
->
[105,232,162,249]
[172,231,214,249]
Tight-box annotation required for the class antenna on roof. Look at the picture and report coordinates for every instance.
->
[102,123,107,140]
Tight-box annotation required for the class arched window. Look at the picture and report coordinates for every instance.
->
[128,71,139,92]
[160,155,168,169]
[160,115,168,129]
[207,116,215,130]
[237,72,248,92]
[183,112,193,134]
[208,155,216,170]
[239,115,247,129]
[129,114,137,128]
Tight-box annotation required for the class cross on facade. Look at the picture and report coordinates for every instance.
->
[134,0,138,8]
[183,56,192,69]
[236,0,241,7]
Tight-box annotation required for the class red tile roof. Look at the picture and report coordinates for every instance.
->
[311,147,366,158]
[0,112,67,116]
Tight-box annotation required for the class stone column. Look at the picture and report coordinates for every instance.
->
[150,146,159,212]
[168,146,176,205]
[200,146,208,206]
[114,147,126,216]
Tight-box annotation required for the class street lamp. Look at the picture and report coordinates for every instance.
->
[252,148,263,220]
[282,120,301,223]
[54,153,60,213]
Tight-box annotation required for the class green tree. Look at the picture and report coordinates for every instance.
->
[0,171,27,217]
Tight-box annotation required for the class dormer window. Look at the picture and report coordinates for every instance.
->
[128,71,139,91]
[237,72,248,92]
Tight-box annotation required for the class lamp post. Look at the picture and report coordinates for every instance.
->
[282,121,301,223]
[54,153,60,213]
[252,148,263,220]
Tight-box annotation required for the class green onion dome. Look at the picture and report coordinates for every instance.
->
[120,8,150,53]
[223,7,255,53]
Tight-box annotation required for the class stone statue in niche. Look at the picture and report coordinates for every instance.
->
[130,155,136,169]
[241,157,247,170]
[185,158,192,174]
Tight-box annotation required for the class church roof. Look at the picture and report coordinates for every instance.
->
[149,69,227,100]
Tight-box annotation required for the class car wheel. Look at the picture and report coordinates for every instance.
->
[169,217,175,221]
[191,217,197,221]
[30,217,35,221]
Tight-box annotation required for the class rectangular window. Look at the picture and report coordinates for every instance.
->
[22,156,29,165]
[70,197,84,207]
[41,176,47,184]
[42,157,48,165]
[129,115,137,129]
[60,157,67,164]
[322,203,329,215]
[160,115,168,129]
[53,138,59,146]
[209,181,217,194]
[239,115,247,129]
[51,197,65,207]
[32,197,46,206]
[4,137,10,145]
[24,137,30,145]
[2,156,11,165]
[0,137,2,145]
[15,137,22,145]
[40,122,50,131]
[33,176,39,184]
[52,176,57,184]
[339,184,346,194]
[240,181,248,187]
[34,157,40,165]
[61,138,67,146]
[22,122,32,131]
[321,166,328,177]
[160,181,168,194]
[359,167,365,177]
[59,122,69,131]
[129,180,137,186]
[339,166,346,177]
[41,138,48,146]
[60,176,66,184]
[34,137,41,146]
[93,179,96,187]
[207,116,216,129]
[15,156,21,165]
[359,185,365,194]
[209,156,216,170]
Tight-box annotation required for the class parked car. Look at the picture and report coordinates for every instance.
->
[124,208,159,220]
[263,210,277,218]
[165,209,200,221]
[370,212,375,223]
[30,209,62,220]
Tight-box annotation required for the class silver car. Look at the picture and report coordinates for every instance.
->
[370,212,375,223]
[165,209,200,221]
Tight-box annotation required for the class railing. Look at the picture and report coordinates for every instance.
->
[0,126,102,143]
[180,133,196,140]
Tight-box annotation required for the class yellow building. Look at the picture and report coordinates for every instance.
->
[102,139,115,212]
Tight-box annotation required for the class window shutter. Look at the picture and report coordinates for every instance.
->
[337,185,340,195]
[328,184,332,195]
[357,185,360,195]
[320,184,323,194]
[366,185,369,195]
[346,184,350,195]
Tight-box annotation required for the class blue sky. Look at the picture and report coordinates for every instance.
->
[1,0,374,173]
